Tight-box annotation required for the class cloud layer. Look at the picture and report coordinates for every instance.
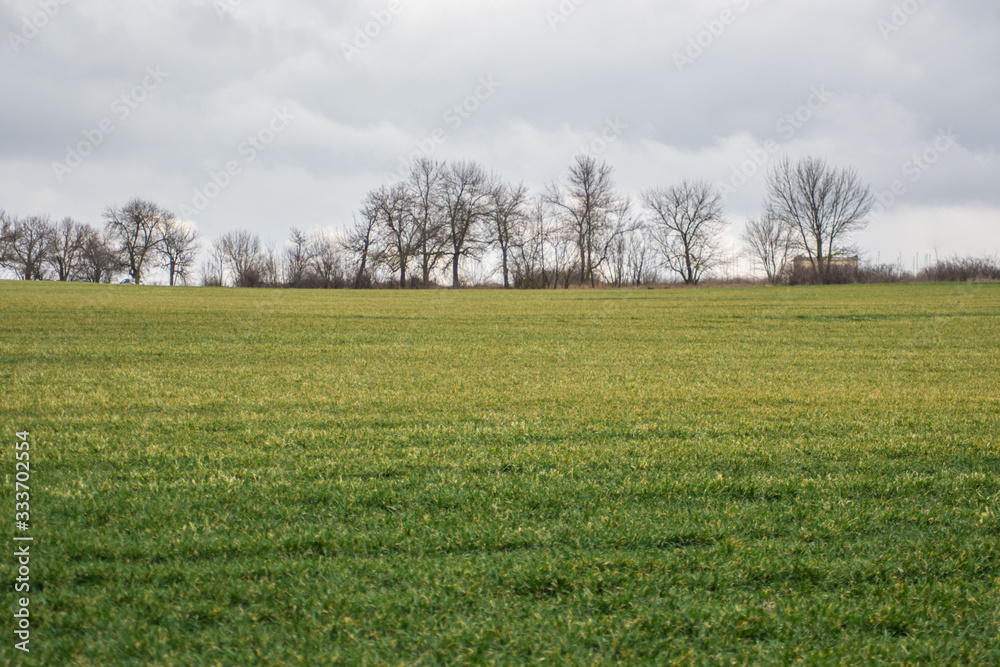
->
[2,0,998,266]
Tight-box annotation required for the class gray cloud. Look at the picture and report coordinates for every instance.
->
[2,0,998,264]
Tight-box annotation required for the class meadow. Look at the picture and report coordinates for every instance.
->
[1,281,998,665]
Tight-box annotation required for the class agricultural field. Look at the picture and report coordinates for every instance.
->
[2,280,999,665]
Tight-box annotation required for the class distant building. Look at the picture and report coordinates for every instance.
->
[792,255,859,273]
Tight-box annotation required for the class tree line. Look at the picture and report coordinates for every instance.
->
[13,153,981,289]
[0,200,198,285]
[194,154,880,290]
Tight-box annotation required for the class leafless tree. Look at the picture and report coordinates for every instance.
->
[510,196,581,289]
[1,215,53,280]
[284,228,315,287]
[311,229,349,288]
[216,229,265,287]
[259,241,282,287]
[593,196,638,287]
[46,217,89,281]
[643,181,728,285]
[407,158,449,286]
[510,197,549,289]
[546,156,620,286]
[0,211,12,269]
[159,219,200,286]
[625,226,657,286]
[488,180,529,289]
[201,243,226,287]
[441,161,494,288]
[367,183,418,287]
[345,210,378,289]
[549,229,579,289]
[604,215,652,288]
[103,199,172,283]
[743,213,792,284]
[764,156,875,283]
[79,226,123,283]
[605,233,629,288]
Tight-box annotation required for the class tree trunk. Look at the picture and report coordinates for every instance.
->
[354,251,368,289]
[500,242,510,288]
[816,240,825,284]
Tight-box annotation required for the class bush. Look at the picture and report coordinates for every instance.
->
[786,257,1000,286]
[918,257,1000,283]
[856,264,914,284]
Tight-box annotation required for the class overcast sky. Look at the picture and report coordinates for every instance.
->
[2,0,998,276]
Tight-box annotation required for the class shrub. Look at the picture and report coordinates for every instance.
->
[856,264,914,284]
[918,257,1000,283]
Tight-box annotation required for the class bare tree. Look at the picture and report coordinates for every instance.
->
[201,242,226,287]
[103,199,172,283]
[216,230,265,287]
[259,241,281,288]
[79,225,123,283]
[1,215,54,280]
[367,183,418,287]
[510,196,550,289]
[407,158,449,286]
[625,225,656,286]
[0,211,11,270]
[593,196,638,287]
[510,196,580,290]
[159,219,200,286]
[441,161,494,288]
[46,217,89,281]
[345,210,378,289]
[488,180,529,289]
[549,228,579,289]
[605,214,651,288]
[643,181,727,285]
[284,228,315,287]
[311,229,348,288]
[545,156,619,286]
[743,213,792,284]
[764,156,875,283]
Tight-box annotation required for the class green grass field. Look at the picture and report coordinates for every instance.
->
[2,281,999,665]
